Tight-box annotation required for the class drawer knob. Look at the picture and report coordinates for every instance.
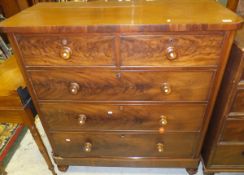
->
[166,47,177,60]
[160,115,168,126]
[65,138,71,142]
[83,142,92,152]
[78,114,87,125]
[60,46,72,60]
[69,82,80,95]
[107,111,113,118]
[157,143,164,153]
[161,83,171,95]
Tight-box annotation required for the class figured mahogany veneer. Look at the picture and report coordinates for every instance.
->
[39,103,206,132]
[17,34,224,68]
[29,70,214,101]
[120,34,223,67]
[0,1,242,174]
[51,132,198,158]
[17,35,116,67]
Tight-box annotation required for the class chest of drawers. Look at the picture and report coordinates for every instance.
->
[0,1,242,174]
[202,27,244,175]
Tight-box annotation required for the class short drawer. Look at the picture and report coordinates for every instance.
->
[16,35,115,66]
[120,34,223,67]
[39,103,206,132]
[221,119,244,142]
[29,70,214,101]
[51,132,198,158]
[212,145,244,166]
[230,89,244,113]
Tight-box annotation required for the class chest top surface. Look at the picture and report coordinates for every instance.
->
[0,0,243,33]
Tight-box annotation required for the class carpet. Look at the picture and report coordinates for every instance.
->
[0,123,27,169]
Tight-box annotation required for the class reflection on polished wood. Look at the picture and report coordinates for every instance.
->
[0,0,243,33]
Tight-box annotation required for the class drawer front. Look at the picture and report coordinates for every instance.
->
[212,145,244,166]
[40,103,206,132]
[121,34,223,67]
[51,132,198,158]
[29,70,214,101]
[16,35,115,66]
[221,120,244,142]
[230,89,244,113]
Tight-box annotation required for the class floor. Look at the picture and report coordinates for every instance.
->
[5,118,243,175]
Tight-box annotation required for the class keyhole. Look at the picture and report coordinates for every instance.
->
[62,39,68,45]
[116,73,121,79]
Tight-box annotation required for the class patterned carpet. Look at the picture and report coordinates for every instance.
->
[0,123,26,168]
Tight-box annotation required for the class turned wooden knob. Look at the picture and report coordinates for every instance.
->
[78,114,87,125]
[60,46,72,60]
[157,143,164,153]
[160,115,167,126]
[166,47,177,60]
[83,142,92,152]
[69,82,80,95]
[107,111,113,118]
[161,82,171,95]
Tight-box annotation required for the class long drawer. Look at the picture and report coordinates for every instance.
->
[16,35,116,67]
[120,34,223,67]
[29,70,214,101]
[40,103,206,132]
[51,132,198,158]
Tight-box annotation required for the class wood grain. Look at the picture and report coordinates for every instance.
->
[0,56,25,95]
[230,89,244,112]
[121,34,223,67]
[211,145,244,166]
[51,132,198,158]
[29,70,214,102]
[0,56,24,108]
[0,1,242,173]
[202,29,244,174]
[39,103,206,132]
[17,35,115,67]
[0,1,243,33]
[221,119,244,142]
[53,157,199,168]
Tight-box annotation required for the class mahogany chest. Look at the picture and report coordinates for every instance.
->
[0,1,242,174]
[202,27,244,175]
